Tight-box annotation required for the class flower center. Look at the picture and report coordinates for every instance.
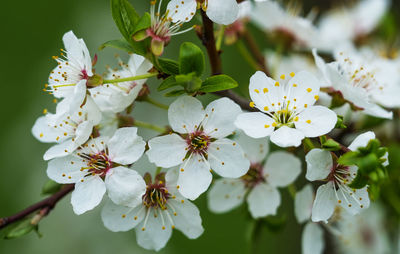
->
[241,163,265,188]
[328,165,351,187]
[186,131,210,155]
[79,151,113,177]
[142,181,170,210]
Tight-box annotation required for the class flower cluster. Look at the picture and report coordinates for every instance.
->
[16,0,400,252]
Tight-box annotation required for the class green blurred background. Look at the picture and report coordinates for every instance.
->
[1,0,399,253]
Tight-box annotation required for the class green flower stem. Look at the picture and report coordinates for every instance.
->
[134,120,166,133]
[287,184,297,199]
[103,72,158,84]
[155,167,162,176]
[235,40,262,72]
[216,25,225,52]
[302,138,316,152]
[144,97,169,110]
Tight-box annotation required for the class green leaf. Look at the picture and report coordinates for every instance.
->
[199,75,238,92]
[164,89,186,97]
[158,76,180,91]
[111,0,140,41]
[99,39,135,52]
[348,171,369,189]
[338,151,360,166]
[158,58,180,75]
[179,42,205,76]
[41,180,62,196]
[132,12,151,35]
[335,115,346,129]
[4,219,35,239]
[175,73,202,92]
[321,139,341,151]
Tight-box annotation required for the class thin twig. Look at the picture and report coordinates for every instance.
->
[242,30,271,76]
[199,10,255,112]
[0,184,74,230]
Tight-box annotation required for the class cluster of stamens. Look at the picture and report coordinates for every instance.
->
[327,164,365,209]
[186,131,210,156]
[338,53,382,93]
[143,181,171,210]
[148,0,195,42]
[241,163,265,188]
[79,150,113,178]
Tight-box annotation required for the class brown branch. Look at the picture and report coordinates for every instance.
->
[0,184,74,230]
[200,10,222,75]
[242,30,271,76]
[199,10,255,112]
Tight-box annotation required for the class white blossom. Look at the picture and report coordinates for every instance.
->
[32,96,101,160]
[208,132,301,218]
[101,169,203,251]
[47,127,146,215]
[313,48,395,119]
[147,96,250,200]
[44,31,93,114]
[305,132,385,222]
[235,71,337,147]
[90,54,153,113]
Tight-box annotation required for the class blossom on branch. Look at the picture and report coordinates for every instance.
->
[147,96,250,200]
[101,169,203,251]
[208,132,301,218]
[46,127,146,215]
[235,71,337,147]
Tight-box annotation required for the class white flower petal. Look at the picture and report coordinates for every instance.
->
[295,184,314,223]
[305,149,332,181]
[71,176,106,215]
[135,209,172,251]
[248,71,281,113]
[235,112,275,138]
[43,139,77,160]
[311,182,336,223]
[337,186,370,215]
[264,151,301,187]
[207,178,246,213]
[348,131,375,151]
[32,115,60,143]
[167,0,197,23]
[302,222,324,254]
[169,198,204,239]
[107,127,146,165]
[247,183,281,218]
[47,155,87,183]
[105,166,146,207]
[147,134,188,168]
[202,97,242,138]
[178,155,212,200]
[168,96,205,134]
[270,126,304,147]
[208,138,250,178]
[286,71,320,112]
[101,200,145,232]
[206,0,239,25]
[235,131,269,163]
[73,121,94,146]
[63,31,92,74]
[295,106,337,138]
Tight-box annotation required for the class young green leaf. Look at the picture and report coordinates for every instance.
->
[158,58,180,75]
[4,219,35,239]
[99,39,136,52]
[111,0,140,41]
[132,12,151,36]
[179,42,205,76]
[199,75,239,92]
